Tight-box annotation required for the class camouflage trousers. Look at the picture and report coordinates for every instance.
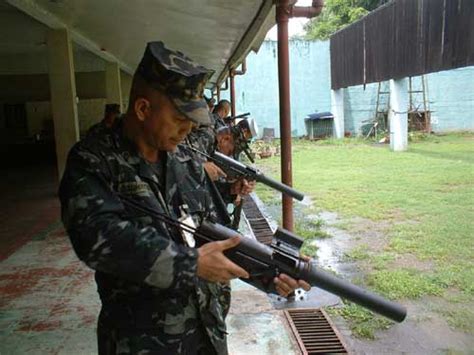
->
[97,322,216,355]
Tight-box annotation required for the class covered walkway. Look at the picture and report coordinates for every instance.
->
[0,165,300,354]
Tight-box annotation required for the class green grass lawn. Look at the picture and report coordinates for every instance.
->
[254,132,474,337]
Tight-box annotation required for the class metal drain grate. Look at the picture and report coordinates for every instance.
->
[242,195,274,245]
[285,308,349,354]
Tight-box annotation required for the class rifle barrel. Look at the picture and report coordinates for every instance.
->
[212,151,305,201]
[301,265,407,322]
[255,172,304,201]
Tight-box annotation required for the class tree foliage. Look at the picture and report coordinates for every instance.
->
[303,0,387,40]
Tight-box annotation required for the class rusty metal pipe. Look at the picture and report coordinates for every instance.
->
[276,0,324,231]
[229,60,247,117]
[233,59,247,76]
[221,77,229,91]
[277,0,293,231]
[230,69,236,117]
[216,77,229,103]
[290,0,323,18]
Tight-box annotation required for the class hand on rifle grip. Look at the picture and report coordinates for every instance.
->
[274,273,311,298]
[203,162,227,181]
[197,236,250,283]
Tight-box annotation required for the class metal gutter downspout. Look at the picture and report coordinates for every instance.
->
[276,0,323,231]
[230,70,236,117]
[229,60,247,118]
[217,78,229,103]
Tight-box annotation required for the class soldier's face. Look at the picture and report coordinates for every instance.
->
[143,92,193,151]
[217,133,235,156]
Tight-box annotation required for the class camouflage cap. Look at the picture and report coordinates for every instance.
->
[136,41,214,125]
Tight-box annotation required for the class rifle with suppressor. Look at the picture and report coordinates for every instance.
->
[182,145,305,201]
[119,195,407,323]
[224,112,251,124]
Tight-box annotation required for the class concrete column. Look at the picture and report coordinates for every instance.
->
[105,62,123,110]
[331,89,345,139]
[389,78,408,151]
[47,28,79,179]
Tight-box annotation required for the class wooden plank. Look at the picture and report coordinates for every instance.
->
[329,0,474,89]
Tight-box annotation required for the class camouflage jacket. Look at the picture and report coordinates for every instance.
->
[59,119,229,354]
[187,120,216,160]
[187,114,237,208]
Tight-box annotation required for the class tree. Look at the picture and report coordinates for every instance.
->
[304,0,387,40]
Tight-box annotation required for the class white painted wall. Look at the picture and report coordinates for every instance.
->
[24,99,105,138]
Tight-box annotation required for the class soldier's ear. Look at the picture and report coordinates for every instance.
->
[134,97,151,122]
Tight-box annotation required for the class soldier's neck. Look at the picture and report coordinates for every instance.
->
[123,115,160,163]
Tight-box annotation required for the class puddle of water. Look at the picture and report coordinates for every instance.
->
[251,194,366,309]
[251,193,474,354]
[253,194,361,279]
[313,226,360,280]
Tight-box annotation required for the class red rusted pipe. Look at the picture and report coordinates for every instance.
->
[229,60,246,117]
[276,0,323,231]
[221,78,229,91]
[277,0,293,231]
[216,78,229,103]
[230,69,236,117]
[290,0,323,17]
[233,59,247,76]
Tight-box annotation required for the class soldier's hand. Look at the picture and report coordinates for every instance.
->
[230,178,255,195]
[203,162,227,181]
[273,273,311,298]
[244,180,256,194]
[197,236,250,283]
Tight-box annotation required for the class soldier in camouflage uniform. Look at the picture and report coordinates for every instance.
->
[86,103,122,137]
[59,41,305,355]
[187,97,255,215]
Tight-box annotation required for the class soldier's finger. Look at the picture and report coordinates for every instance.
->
[274,277,292,295]
[227,261,249,279]
[298,280,311,291]
[217,236,241,251]
[277,273,299,290]
[300,254,311,262]
[215,165,227,178]
[274,281,290,297]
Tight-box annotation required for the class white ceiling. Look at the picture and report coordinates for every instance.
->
[0,1,106,74]
[2,0,275,86]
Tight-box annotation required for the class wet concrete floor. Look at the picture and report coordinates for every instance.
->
[261,196,474,355]
[0,163,330,355]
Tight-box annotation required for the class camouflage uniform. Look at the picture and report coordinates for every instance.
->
[187,112,226,159]
[186,113,236,221]
[59,41,230,355]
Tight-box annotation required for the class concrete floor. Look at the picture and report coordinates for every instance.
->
[0,163,317,355]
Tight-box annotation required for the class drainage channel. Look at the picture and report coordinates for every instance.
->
[242,195,348,354]
[241,194,274,245]
[285,309,349,354]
